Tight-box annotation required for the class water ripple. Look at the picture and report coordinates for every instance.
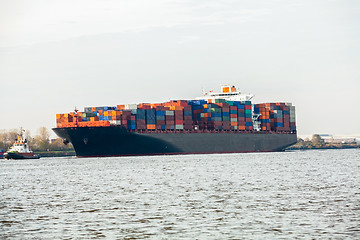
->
[0,149,359,239]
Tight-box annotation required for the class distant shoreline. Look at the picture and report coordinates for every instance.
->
[36,150,75,158]
[287,145,359,151]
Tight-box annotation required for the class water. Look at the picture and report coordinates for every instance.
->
[1,149,359,239]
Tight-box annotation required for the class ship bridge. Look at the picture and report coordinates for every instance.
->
[196,85,254,102]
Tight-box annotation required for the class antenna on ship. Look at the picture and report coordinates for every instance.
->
[19,127,25,142]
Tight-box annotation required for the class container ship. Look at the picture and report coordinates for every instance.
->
[53,85,297,157]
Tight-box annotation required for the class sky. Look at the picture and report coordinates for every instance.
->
[0,0,359,137]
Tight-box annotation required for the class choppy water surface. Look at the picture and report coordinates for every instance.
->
[1,149,359,239]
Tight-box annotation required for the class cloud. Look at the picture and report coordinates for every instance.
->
[0,0,273,48]
[177,35,201,44]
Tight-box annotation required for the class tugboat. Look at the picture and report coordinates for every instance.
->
[3,129,40,160]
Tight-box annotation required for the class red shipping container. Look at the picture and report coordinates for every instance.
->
[184,116,192,121]
[156,106,166,111]
[222,125,230,130]
[156,120,166,125]
[136,119,146,125]
[245,126,253,130]
[217,103,230,108]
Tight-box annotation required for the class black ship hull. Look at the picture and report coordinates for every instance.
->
[53,126,297,157]
[4,152,40,160]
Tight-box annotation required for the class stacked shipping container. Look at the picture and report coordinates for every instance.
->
[56,100,295,133]
[254,103,296,132]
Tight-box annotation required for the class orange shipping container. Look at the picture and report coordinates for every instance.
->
[238,125,246,130]
[117,105,125,110]
[146,124,156,130]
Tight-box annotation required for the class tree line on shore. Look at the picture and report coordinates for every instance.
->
[0,127,73,152]
[289,134,359,150]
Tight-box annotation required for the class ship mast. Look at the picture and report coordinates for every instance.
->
[74,107,79,127]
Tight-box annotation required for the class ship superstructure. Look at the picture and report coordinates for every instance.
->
[197,85,261,131]
[197,85,254,102]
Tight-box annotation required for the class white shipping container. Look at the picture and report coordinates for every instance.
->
[166,110,174,116]
[175,125,184,130]
[125,104,138,110]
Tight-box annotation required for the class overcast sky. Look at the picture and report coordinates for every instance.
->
[1,0,359,137]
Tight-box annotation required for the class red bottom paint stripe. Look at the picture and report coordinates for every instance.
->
[76,150,278,158]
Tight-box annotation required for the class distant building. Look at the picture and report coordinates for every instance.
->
[318,134,357,144]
